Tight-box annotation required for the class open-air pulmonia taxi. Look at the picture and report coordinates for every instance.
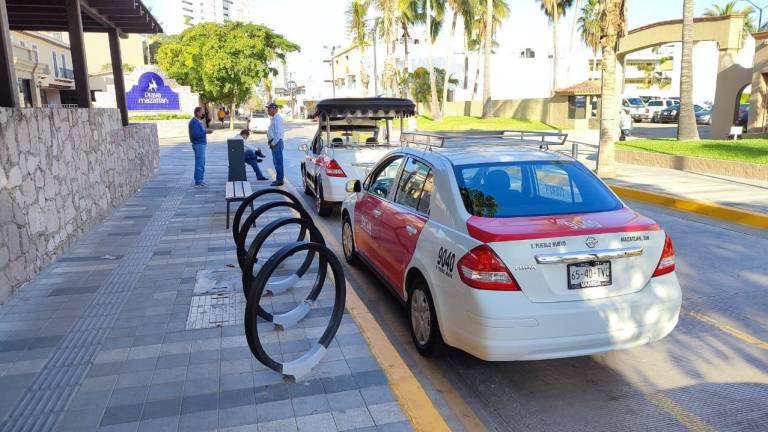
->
[340,131,682,360]
[300,98,416,216]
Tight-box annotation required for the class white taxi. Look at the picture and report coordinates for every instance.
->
[340,132,682,361]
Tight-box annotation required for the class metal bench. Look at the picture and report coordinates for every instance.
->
[225,181,253,229]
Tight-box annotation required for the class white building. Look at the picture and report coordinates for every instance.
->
[151,0,256,35]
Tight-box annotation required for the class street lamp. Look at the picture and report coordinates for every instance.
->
[287,79,297,119]
[323,45,341,98]
[741,0,768,31]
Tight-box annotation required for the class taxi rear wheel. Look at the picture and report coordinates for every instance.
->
[408,278,444,357]
[301,165,312,195]
[316,180,332,217]
[341,216,359,266]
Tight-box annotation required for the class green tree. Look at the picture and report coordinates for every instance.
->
[410,66,457,107]
[424,0,445,119]
[703,1,756,41]
[397,0,422,98]
[578,0,601,79]
[536,0,575,91]
[347,0,371,95]
[156,22,299,130]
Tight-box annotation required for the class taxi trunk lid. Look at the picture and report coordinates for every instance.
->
[467,208,666,303]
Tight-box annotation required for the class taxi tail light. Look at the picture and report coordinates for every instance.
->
[652,234,675,277]
[325,159,347,177]
[458,245,520,291]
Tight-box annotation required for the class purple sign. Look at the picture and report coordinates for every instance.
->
[126,72,180,111]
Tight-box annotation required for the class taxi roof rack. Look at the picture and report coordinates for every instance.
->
[399,130,569,151]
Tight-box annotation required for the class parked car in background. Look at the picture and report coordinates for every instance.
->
[696,107,713,125]
[623,97,647,122]
[647,99,679,122]
[248,111,270,133]
[736,103,749,126]
[658,104,707,124]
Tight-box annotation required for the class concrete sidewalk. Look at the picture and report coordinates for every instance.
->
[564,130,768,216]
[0,142,411,432]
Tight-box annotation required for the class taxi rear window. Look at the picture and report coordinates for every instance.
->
[454,161,622,218]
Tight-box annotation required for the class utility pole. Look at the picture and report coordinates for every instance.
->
[323,45,339,98]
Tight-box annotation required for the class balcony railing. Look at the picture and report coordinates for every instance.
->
[56,67,75,80]
[44,103,79,108]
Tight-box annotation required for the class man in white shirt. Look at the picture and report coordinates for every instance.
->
[266,102,285,186]
[620,109,633,141]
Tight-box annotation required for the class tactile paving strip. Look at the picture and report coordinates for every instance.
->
[0,180,188,432]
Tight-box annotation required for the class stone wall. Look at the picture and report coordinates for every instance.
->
[418,99,553,124]
[0,108,159,302]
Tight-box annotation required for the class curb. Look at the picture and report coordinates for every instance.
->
[610,185,768,229]
[276,169,452,432]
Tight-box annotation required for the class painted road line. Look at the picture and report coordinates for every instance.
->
[647,393,718,432]
[687,311,768,350]
[610,185,768,229]
[276,169,451,432]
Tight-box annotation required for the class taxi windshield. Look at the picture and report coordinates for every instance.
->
[454,161,622,218]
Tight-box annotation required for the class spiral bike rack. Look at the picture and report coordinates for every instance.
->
[245,241,346,380]
[233,189,347,380]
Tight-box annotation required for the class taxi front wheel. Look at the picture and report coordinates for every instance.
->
[408,279,444,357]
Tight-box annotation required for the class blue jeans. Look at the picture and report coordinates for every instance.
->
[244,149,267,179]
[192,143,206,184]
[270,139,284,182]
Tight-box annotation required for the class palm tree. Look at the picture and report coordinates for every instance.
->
[440,0,473,118]
[578,0,601,80]
[537,0,575,92]
[424,0,444,118]
[703,1,756,41]
[468,0,509,100]
[376,0,399,94]
[596,0,626,178]
[398,0,422,98]
[678,0,699,141]
[347,0,371,95]
[481,0,493,117]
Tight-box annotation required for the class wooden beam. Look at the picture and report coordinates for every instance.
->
[79,1,125,38]
[65,0,90,107]
[0,0,19,107]
[108,28,128,126]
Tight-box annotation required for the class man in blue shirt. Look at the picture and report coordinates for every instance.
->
[189,107,213,187]
[266,102,285,186]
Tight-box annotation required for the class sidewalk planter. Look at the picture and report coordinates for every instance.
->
[616,149,768,181]
[0,108,159,302]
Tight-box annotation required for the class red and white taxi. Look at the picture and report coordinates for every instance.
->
[340,132,682,361]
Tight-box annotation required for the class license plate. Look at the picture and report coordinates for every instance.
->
[567,261,612,290]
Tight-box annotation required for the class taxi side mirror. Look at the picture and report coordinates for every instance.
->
[299,144,308,152]
[346,180,361,193]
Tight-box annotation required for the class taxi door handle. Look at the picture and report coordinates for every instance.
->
[372,209,382,218]
[406,225,417,236]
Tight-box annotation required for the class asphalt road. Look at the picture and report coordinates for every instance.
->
[271,123,767,432]
[630,122,712,140]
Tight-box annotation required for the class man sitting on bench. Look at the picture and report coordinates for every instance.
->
[236,129,270,181]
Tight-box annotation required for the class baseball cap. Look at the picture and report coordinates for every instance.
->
[265,102,279,109]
